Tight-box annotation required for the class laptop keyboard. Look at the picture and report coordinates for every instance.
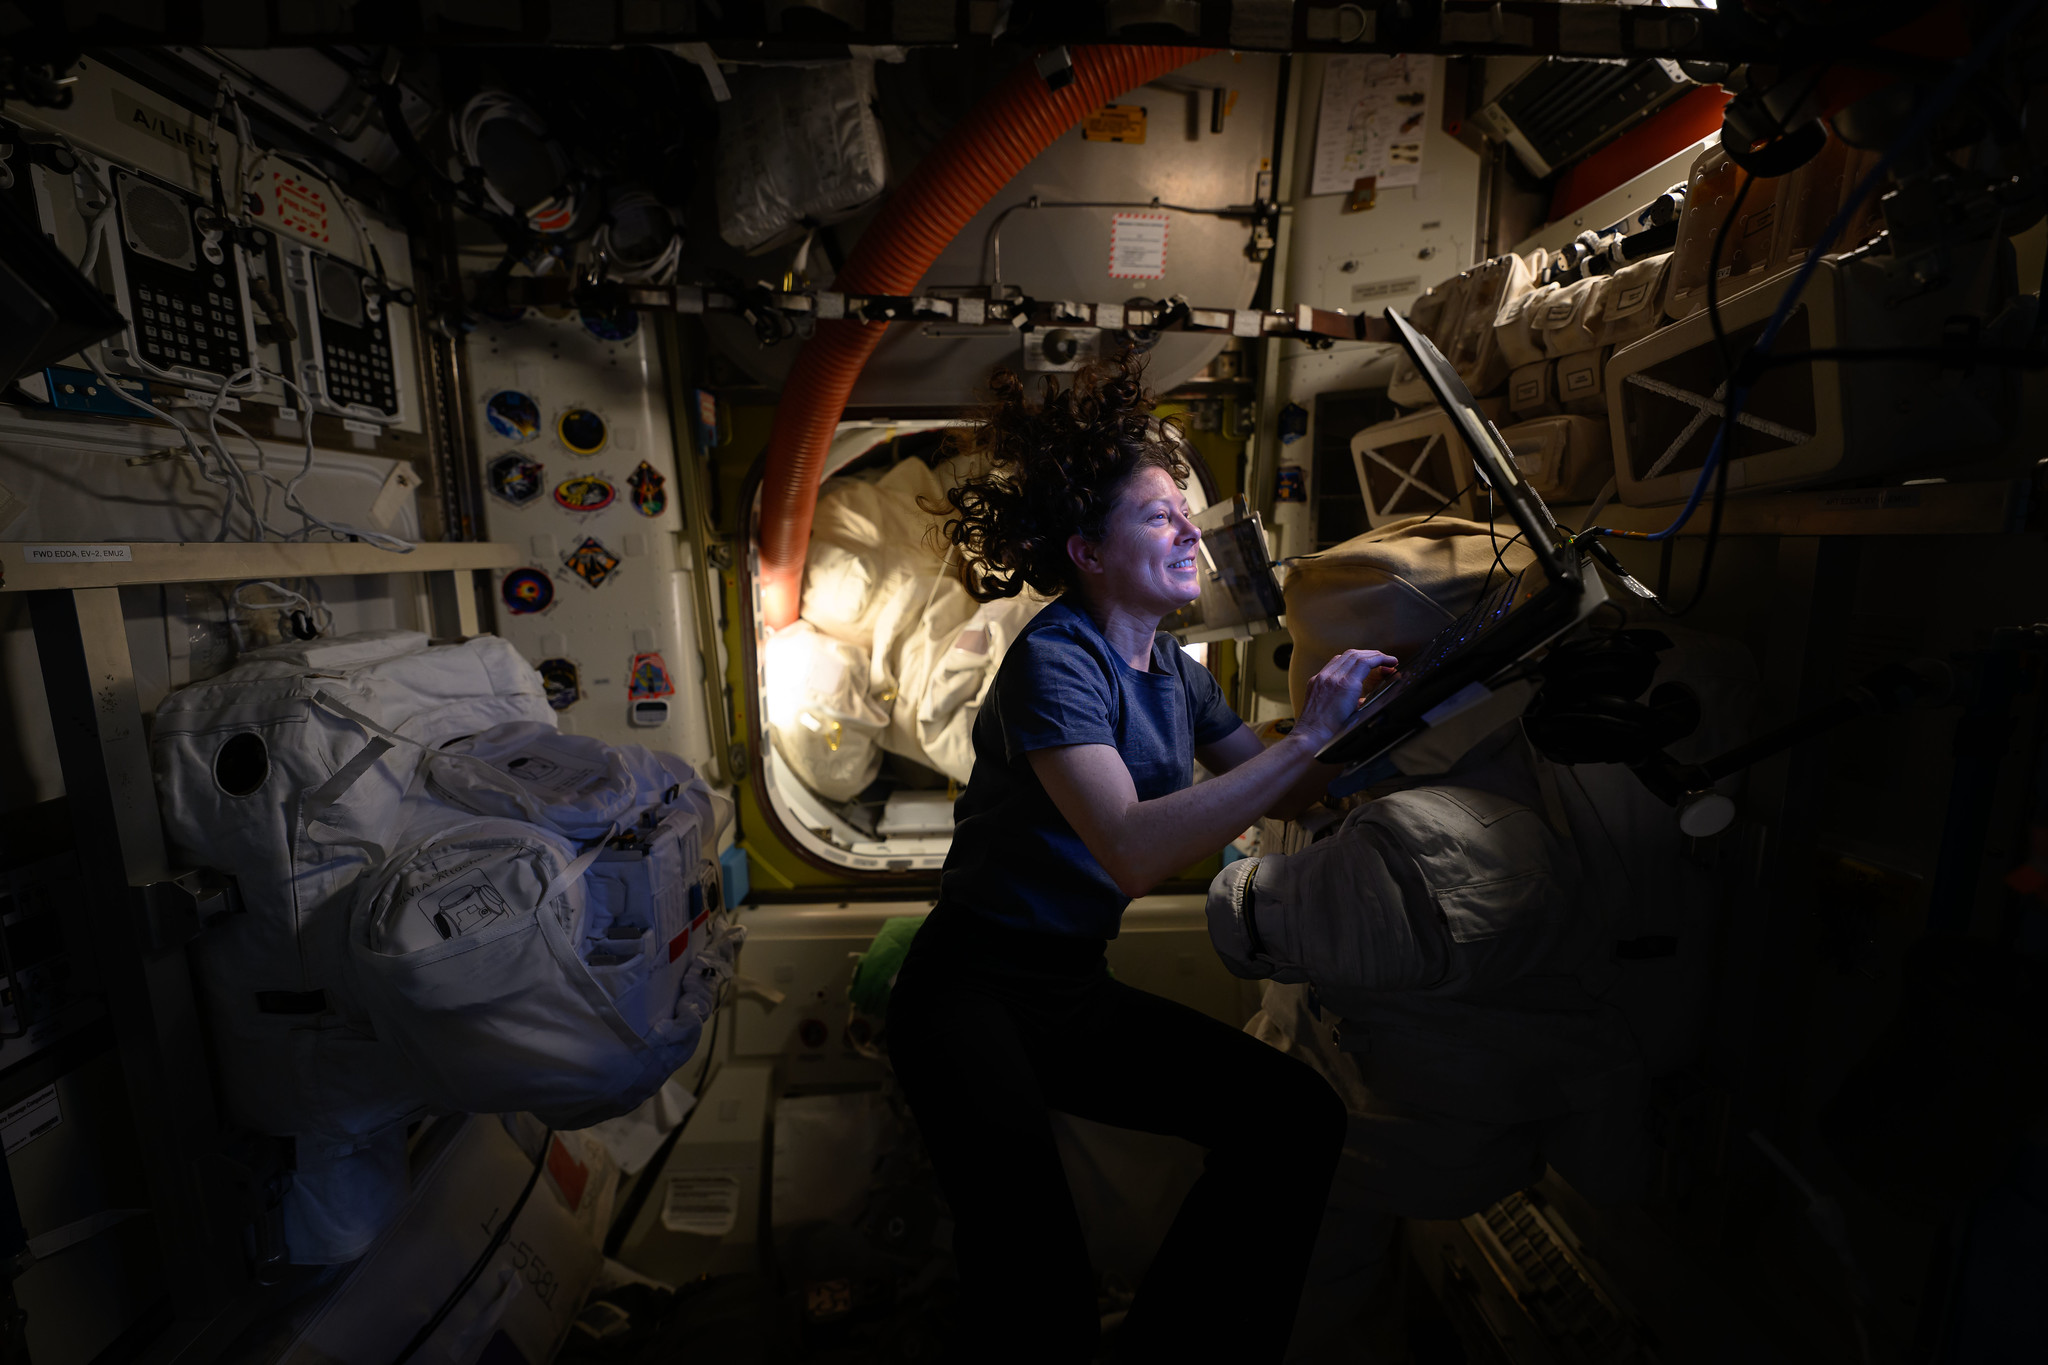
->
[1364,568,1528,714]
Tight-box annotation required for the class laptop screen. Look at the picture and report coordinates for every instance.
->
[1382,308,1577,590]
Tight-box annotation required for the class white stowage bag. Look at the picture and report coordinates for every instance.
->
[761,623,889,801]
[152,633,736,1263]
[866,576,1051,784]
[908,593,1047,783]
[352,727,735,1132]
[801,458,956,647]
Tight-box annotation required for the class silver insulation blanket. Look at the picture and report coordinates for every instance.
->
[716,59,888,255]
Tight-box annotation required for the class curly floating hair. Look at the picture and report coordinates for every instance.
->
[930,352,1190,603]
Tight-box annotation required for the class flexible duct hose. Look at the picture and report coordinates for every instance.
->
[756,44,1216,630]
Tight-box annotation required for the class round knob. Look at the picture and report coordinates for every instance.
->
[1677,791,1735,838]
[1043,328,1080,365]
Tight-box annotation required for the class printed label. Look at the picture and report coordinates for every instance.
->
[501,748,606,796]
[1351,275,1422,304]
[1082,105,1147,144]
[25,545,133,563]
[1108,213,1169,281]
[111,90,211,164]
[421,868,513,941]
[661,1171,742,1237]
[1,1085,60,1155]
[270,169,331,244]
[342,418,382,435]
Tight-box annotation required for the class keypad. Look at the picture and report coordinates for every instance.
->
[304,251,399,417]
[322,333,397,413]
[132,278,246,376]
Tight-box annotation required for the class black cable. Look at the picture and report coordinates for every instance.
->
[1417,476,1480,526]
[1704,170,1754,392]
[1480,485,1502,598]
[1675,167,1754,617]
[390,1124,553,1365]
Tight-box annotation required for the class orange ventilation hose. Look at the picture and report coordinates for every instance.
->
[756,44,1216,630]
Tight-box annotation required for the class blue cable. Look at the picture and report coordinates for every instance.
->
[1588,0,2045,545]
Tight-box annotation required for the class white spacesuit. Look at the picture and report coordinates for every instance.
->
[1205,519,1753,1360]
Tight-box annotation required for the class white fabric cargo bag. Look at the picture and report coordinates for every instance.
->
[152,631,559,1261]
[152,634,735,1262]
[351,723,733,1133]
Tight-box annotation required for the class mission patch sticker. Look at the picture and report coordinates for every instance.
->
[628,462,667,517]
[484,390,542,441]
[487,452,545,506]
[553,473,616,513]
[628,651,675,699]
[562,536,622,588]
[538,657,580,710]
[501,567,555,615]
[557,407,608,455]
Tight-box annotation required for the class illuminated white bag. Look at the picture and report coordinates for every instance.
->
[761,622,888,801]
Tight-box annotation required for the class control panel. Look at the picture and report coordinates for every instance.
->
[100,164,256,385]
[280,240,402,422]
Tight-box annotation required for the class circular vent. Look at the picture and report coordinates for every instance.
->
[119,175,195,269]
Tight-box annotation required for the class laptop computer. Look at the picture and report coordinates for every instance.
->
[1315,307,1615,776]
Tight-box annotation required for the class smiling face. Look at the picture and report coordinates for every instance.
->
[1066,464,1202,619]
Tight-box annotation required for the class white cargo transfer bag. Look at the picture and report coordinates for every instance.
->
[152,632,735,1261]
[351,721,734,1131]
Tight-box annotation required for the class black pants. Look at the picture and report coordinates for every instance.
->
[887,908,1346,1364]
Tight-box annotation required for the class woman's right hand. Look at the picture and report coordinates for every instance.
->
[1292,648,1400,750]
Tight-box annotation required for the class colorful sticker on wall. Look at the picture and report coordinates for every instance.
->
[1275,465,1307,503]
[538,657,580,710]
[487,452,545,506]
[581,307,639,342]
[628,462,667,517]
[628,651,675,700]
[553,473,616,513]
[692,388,720,453]
[501,567,556,615]
[485,390,542,441]
[562,536,621,589]
[557,407,608,455]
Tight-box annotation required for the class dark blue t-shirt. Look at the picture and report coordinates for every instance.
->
[937,597,1242,938]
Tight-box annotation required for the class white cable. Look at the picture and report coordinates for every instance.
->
[594,189,683,285]
[451,91,579,236]
[81,352,258,540]
[67,151,112,281]
[231,579,333,642]
[255,364,414,552]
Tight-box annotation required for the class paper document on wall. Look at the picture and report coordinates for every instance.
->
[662,1170,743,1236]
[1311,54,1431,195]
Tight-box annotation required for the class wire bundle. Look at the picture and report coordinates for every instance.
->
[593,188,683,284]
[451,91,582,238]
[1573,0,2046,605]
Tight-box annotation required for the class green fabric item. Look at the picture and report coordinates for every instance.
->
[849,915,926,1017]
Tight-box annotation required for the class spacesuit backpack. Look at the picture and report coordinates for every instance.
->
[349,721,735,1131]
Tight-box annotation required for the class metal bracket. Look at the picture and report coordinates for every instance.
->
[138,870,241,956]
